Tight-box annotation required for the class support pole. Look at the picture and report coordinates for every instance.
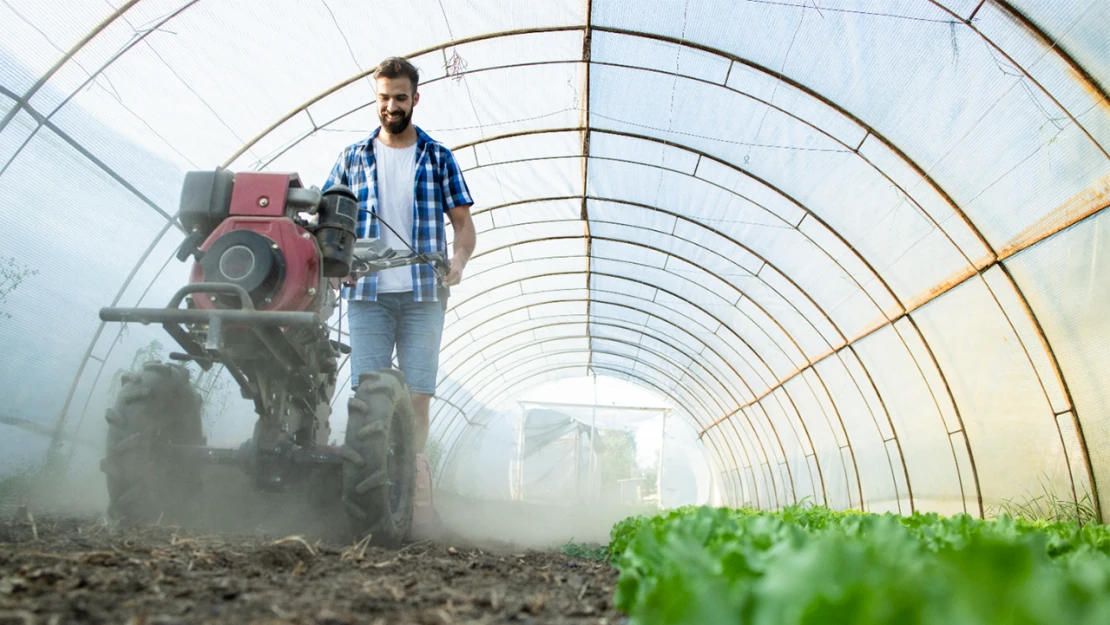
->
[657,409,668,509]
[574,425,581,502]
[589,372,598,502]
[515,406,526,501]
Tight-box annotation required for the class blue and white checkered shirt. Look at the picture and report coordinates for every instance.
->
[323,126,473,302]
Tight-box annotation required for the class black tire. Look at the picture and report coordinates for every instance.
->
[100,361,203,524]
[341,369,416,547]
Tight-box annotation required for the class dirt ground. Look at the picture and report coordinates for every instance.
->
[0,510,623,625]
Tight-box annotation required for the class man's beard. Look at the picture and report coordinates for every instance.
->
[380,109,412,134]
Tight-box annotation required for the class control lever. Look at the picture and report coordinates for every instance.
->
[346,240,448,282]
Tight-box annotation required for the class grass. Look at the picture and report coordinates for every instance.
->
[560,540,610,562]
[991,490,1099,526]
[986,475,1101,526]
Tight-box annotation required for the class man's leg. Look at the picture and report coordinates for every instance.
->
[395,298,447,537]
[411,392,431,453]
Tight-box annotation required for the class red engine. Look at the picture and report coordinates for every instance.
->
[177,170,357,315]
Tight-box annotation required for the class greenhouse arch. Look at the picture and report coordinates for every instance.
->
[0,0,1107,523]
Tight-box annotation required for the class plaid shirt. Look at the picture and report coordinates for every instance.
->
[323,126,473,302]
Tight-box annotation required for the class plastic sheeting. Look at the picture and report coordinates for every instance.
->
[1,0,1108,521]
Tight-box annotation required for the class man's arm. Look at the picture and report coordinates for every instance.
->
[322,147,351,192]
[444,205,475,287]
[438,146,475,287]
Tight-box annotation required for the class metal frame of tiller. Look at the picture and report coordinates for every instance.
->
[101,281,346,487]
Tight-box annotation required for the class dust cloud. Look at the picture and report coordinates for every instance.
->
[3,412,651,550]
[5,459,650,552]
[436,492,654,550]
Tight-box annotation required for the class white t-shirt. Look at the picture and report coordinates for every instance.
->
[373,136,418,293]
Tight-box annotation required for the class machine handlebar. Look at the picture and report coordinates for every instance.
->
[347,240,448,282]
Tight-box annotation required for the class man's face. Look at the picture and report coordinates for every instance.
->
[376,76,418,134]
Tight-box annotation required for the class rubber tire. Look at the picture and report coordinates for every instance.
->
[100,361,203,524]
[341,369,416,547]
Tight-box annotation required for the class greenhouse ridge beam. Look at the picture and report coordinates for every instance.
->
[246,49,1108,391]
[459,28,996,266]
[273,104,948,330]
[66,8,1103,375]
[254,34,1110,315]
[441,229,854,453]
[238,48,1110,372]
[450,126,970,318]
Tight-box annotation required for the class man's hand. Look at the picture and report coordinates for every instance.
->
[444,258,465,287]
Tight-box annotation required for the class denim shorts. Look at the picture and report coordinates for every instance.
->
[347,293,446,395]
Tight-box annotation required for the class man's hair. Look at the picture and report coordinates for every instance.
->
[374,57,420,92]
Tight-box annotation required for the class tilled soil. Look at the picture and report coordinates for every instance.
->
[0,513,623,625]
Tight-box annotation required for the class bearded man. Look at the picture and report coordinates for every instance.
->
[323,56,476,538]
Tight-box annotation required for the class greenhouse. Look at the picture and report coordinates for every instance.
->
[1,1,1108,623]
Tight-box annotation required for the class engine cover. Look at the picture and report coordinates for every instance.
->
[190,216,321,313]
